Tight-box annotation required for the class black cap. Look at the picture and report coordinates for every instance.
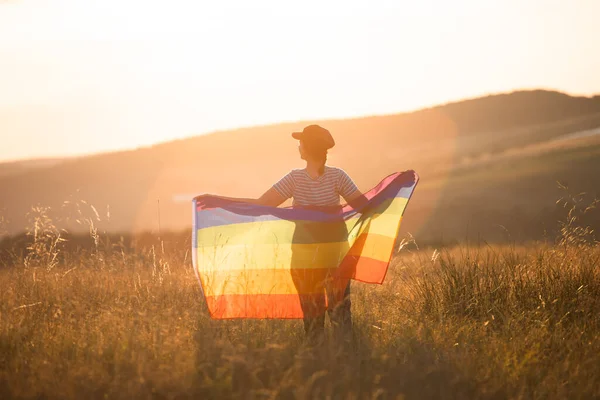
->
[291,125,335,149]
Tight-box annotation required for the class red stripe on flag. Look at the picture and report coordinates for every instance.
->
[205,293,328,319]
[337,256,390,284]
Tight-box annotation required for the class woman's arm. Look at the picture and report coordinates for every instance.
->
[343,189,368,209]
[214,187,286,207]
[339,170,368,209]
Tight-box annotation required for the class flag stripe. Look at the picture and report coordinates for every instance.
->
[200,255,391,300]
[338,254,392,284]
[200,268,335,296]
[196,232,396,272]
[205,293,326,319]
[195,198,408,246]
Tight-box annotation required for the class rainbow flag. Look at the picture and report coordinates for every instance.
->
[192,170,418,319]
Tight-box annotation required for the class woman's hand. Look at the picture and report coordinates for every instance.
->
[194,194,221,208]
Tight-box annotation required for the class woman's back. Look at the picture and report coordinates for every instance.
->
[273,166,358,207]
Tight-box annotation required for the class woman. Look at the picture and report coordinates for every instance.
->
[218,124,364,340]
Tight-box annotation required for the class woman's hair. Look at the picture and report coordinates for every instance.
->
[303,142,328,176]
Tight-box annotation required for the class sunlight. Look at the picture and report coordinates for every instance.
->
[0,0,599,161]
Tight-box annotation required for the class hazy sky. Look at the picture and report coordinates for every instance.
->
[1,0,599,162]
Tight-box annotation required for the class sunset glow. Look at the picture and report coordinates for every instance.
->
[1,0,599,161]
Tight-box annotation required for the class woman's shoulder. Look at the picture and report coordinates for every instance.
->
[325,166,349,176]
[283,168,305,180]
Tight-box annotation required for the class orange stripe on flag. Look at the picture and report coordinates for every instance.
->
[198,268,335,296]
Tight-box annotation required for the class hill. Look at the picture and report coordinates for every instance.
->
[1,89,600,243]
[0,158,67,178]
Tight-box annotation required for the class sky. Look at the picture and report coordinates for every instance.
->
[1,0,599,162]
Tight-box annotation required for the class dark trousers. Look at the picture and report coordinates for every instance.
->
[303,281,352,342]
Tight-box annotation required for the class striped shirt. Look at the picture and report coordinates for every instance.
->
[272,166,359,207]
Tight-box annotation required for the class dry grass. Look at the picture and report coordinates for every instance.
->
[1,207,600,399]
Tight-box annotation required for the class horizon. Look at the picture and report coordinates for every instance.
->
[2,0,600,162]
[2,87,595,164]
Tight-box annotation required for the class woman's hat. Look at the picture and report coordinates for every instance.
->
[292,125,335,149]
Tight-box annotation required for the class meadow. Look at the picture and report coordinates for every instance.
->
[1,198,599,400]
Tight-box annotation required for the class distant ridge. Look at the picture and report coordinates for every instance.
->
[0,158,68,178]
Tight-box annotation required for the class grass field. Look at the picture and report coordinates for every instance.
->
[1,205,599,399]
